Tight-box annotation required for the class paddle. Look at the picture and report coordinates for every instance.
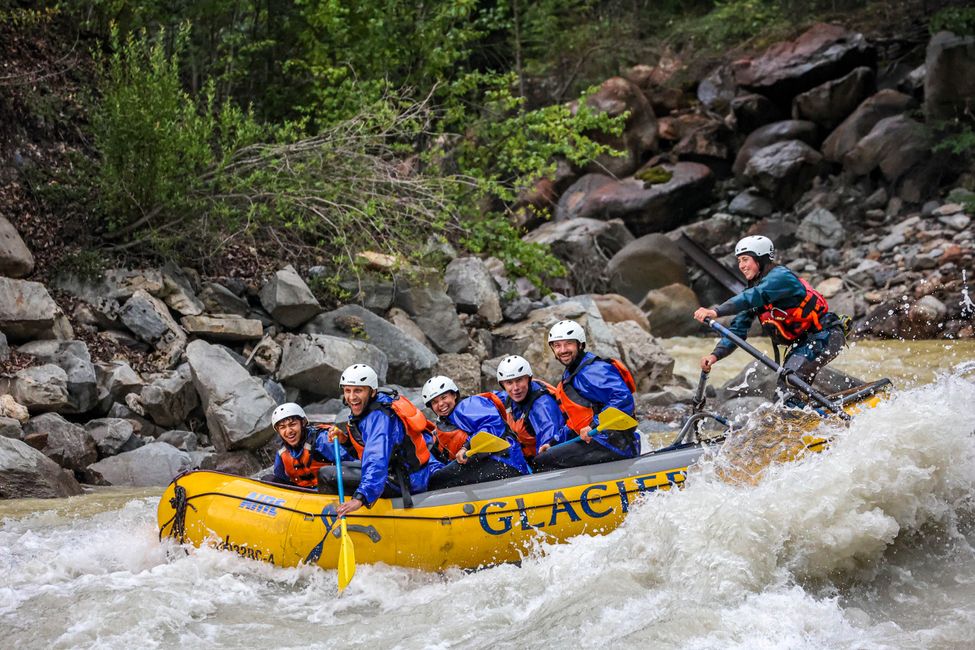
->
[333,437,356,592]
[692,370,709,413]
[702,316,850,420]
[547,406,639,450]
[467,431,511,456]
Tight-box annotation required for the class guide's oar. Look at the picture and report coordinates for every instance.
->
[702,317,850,420]
[547,406,639,450]
[333,437,356,592]
[692,371,709,413]
[466,431,511,456]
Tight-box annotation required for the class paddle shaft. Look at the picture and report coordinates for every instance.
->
[333,437,355,591]
[703,317,849,419]
[692,370,709,412]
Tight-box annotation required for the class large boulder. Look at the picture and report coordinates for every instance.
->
[119,289,186,367]
[608,321,675,391]
[556,163,714,237]
[139,364,199,428]
[16,340,97,414]
[186,340,277,451]
[1,364,70,413]
[732,120,819,178]
[94,361,144,414]
[433,353,483,396]
[732,23,875,108]
[22,412,97,473]
[796,207,845,248]
[302,305,437,386]
[0,216,34,278]
[642,283,702,337]
[821,90,915,163]
[444,257,503,326]
[84,418,141,458]
[180,314,264,342]
[199,281,250,317]
[605,234,688,305]
[743,140,824,209]
[925,31,975,121]
[277,333,388,398]
[0,417,22,439]
[258,264,321,328]
[791,66,876,131]
[0,437,83,498]
[591,293,650,332]
[393,274,468,354]
[0,278,73,342]
[159,264,204,316]
[731,93,784,134]
[577,76,658,177]
[523,217,634,293]
[843,115,933,183]
[87,442,193,487]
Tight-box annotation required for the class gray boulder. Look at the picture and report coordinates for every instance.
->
[160,264,204,316]
[119,289,186,367]
[393,275,468,354]
[609,321,675,391]
[87,442,193,487]
[0,416,22,439]
[445,257,503,326]
[730,93,784,134]
[387,307,435,349]
[259,264,322,328]
[796,207,845,248]
[0,437,83,498]
[642,283,702,337]
[0,215,34,278]
[1,364,70,413]
[743,140,824,209]
[0,277,73,342]
[791,66,876,131]
[199,282,250,317]
[186,340,277,451]
[523,217,634,294]
[843,115,933,183]
[728,190,775,218]
[156,429,198,451]
[302,304,436,386]
[22,412,97,473]
[605,234,688,305]
[277,333,388,398]
[0,331,7,362]
[180,314,264,341]
[17,340,97,414]
[822,89,915,162]
[140,364,199,428]
[85,418,142,458]
[925,31,975,121]
[732,120,819,178]
[433,353,483,396]
[94,361,144,414]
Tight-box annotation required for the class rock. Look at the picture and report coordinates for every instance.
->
[731,93,783,134]
[0,277,73,342]
[0,437,83,498]
[557,163,714,237]
[744,140,824,209]
[200,281,251,317]
[246,336,282,375]
[677,212,740,251]
[0,416,22,439]
[605,234,688,305]
[747,218,799,251]
[732,23,875,108]
[156,429,198,451]
[591,293,650,332]
[258,264,321,328]
[277,333,388,398]
[1,364,70,413]
[523,217,634,294]
[856,299,904,338]
[94,361,144,414]
[608,321,675,391]
[107,401,161,438]
[201,450,264,476]
[697,64,738,113]
[186,340,277,451]
[387,307,434,349]
[85,418,141,458]
[822,89,915,162]
[22,412,97,473]
[16,340,97,414]
[816,277,845,299]
[444,257,503,326]
[160,264,204,316]
[434,353,483,396]
[939,213,971,231]
[843,115,933,182]
[672,118,733,165]
[642,283,702,337]
[925,31,975,121]
[0,394,29,423]
[791,66,876,131]
[732,120,819,178]
[180,314,264,341]
[119,290,186,367]
[54,268,164,303]
[578,76,658,177]
[796,207,844,248]
[87,442,192,487]
[392,273,468,354]
[0,332,7,362]
[0,215,34,277]
[302,304,437,386]
[904,295,947,338]
[728,190,774,218]
[139,364,199,428]
[338,276,396,314]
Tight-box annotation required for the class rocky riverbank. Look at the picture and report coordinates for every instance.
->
[1,22,973,499]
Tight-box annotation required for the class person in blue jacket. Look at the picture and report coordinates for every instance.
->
[494,354,569,467]
[424,375,531,490]
[693,235,846,407]
[321,364,441,516]
[533,320,640,471]
[265,402,348,488]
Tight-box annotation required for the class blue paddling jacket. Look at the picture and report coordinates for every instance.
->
[558,352,639,458]
[496,381,571,454]
[438,394,532,475]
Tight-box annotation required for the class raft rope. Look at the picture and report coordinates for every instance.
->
[159,482,196,543]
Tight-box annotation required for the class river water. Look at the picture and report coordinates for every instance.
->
[2,340,975,649]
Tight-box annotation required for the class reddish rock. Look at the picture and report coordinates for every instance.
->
[575,77,658,178]
[821,89,915,163]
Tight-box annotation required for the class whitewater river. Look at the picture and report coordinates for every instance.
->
[2,339,975,649]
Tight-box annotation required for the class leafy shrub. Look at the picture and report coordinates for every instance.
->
[930,7,975,36]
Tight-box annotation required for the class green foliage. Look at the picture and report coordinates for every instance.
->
[933,124,975,155]
[930,7,975,36]
[52,249,107,282]
[667,0,789,48]
[636,166,674,185]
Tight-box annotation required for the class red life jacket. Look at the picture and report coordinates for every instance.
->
[758,274,829,343]
[499,381,560,458]
[433,419,468,461]
[556,356,636,435]
[277,426,330,488]
[346,392,433,472]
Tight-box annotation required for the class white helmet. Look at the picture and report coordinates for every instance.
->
[272,402,306,426]
[422,375,459,405]
[339,364,379,390]
[735,235,775,260]
[548,319,586,345]
[496,355,533,382]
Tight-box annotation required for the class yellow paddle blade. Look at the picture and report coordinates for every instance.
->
[595,407,638,432]
[467,431,511,456]
[337,517,356,592]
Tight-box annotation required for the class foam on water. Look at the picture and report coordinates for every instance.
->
[3,368,975,649]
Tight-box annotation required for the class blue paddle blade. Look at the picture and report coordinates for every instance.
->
[304,504,338,565]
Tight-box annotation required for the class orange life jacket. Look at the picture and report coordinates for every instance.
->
[277,426,330,488]
[758,275,829,343]
[346,392,433,472]
[499,381,560,458]
[433,419,468,461]
[556,356,636,434]
[433,391,533,460]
